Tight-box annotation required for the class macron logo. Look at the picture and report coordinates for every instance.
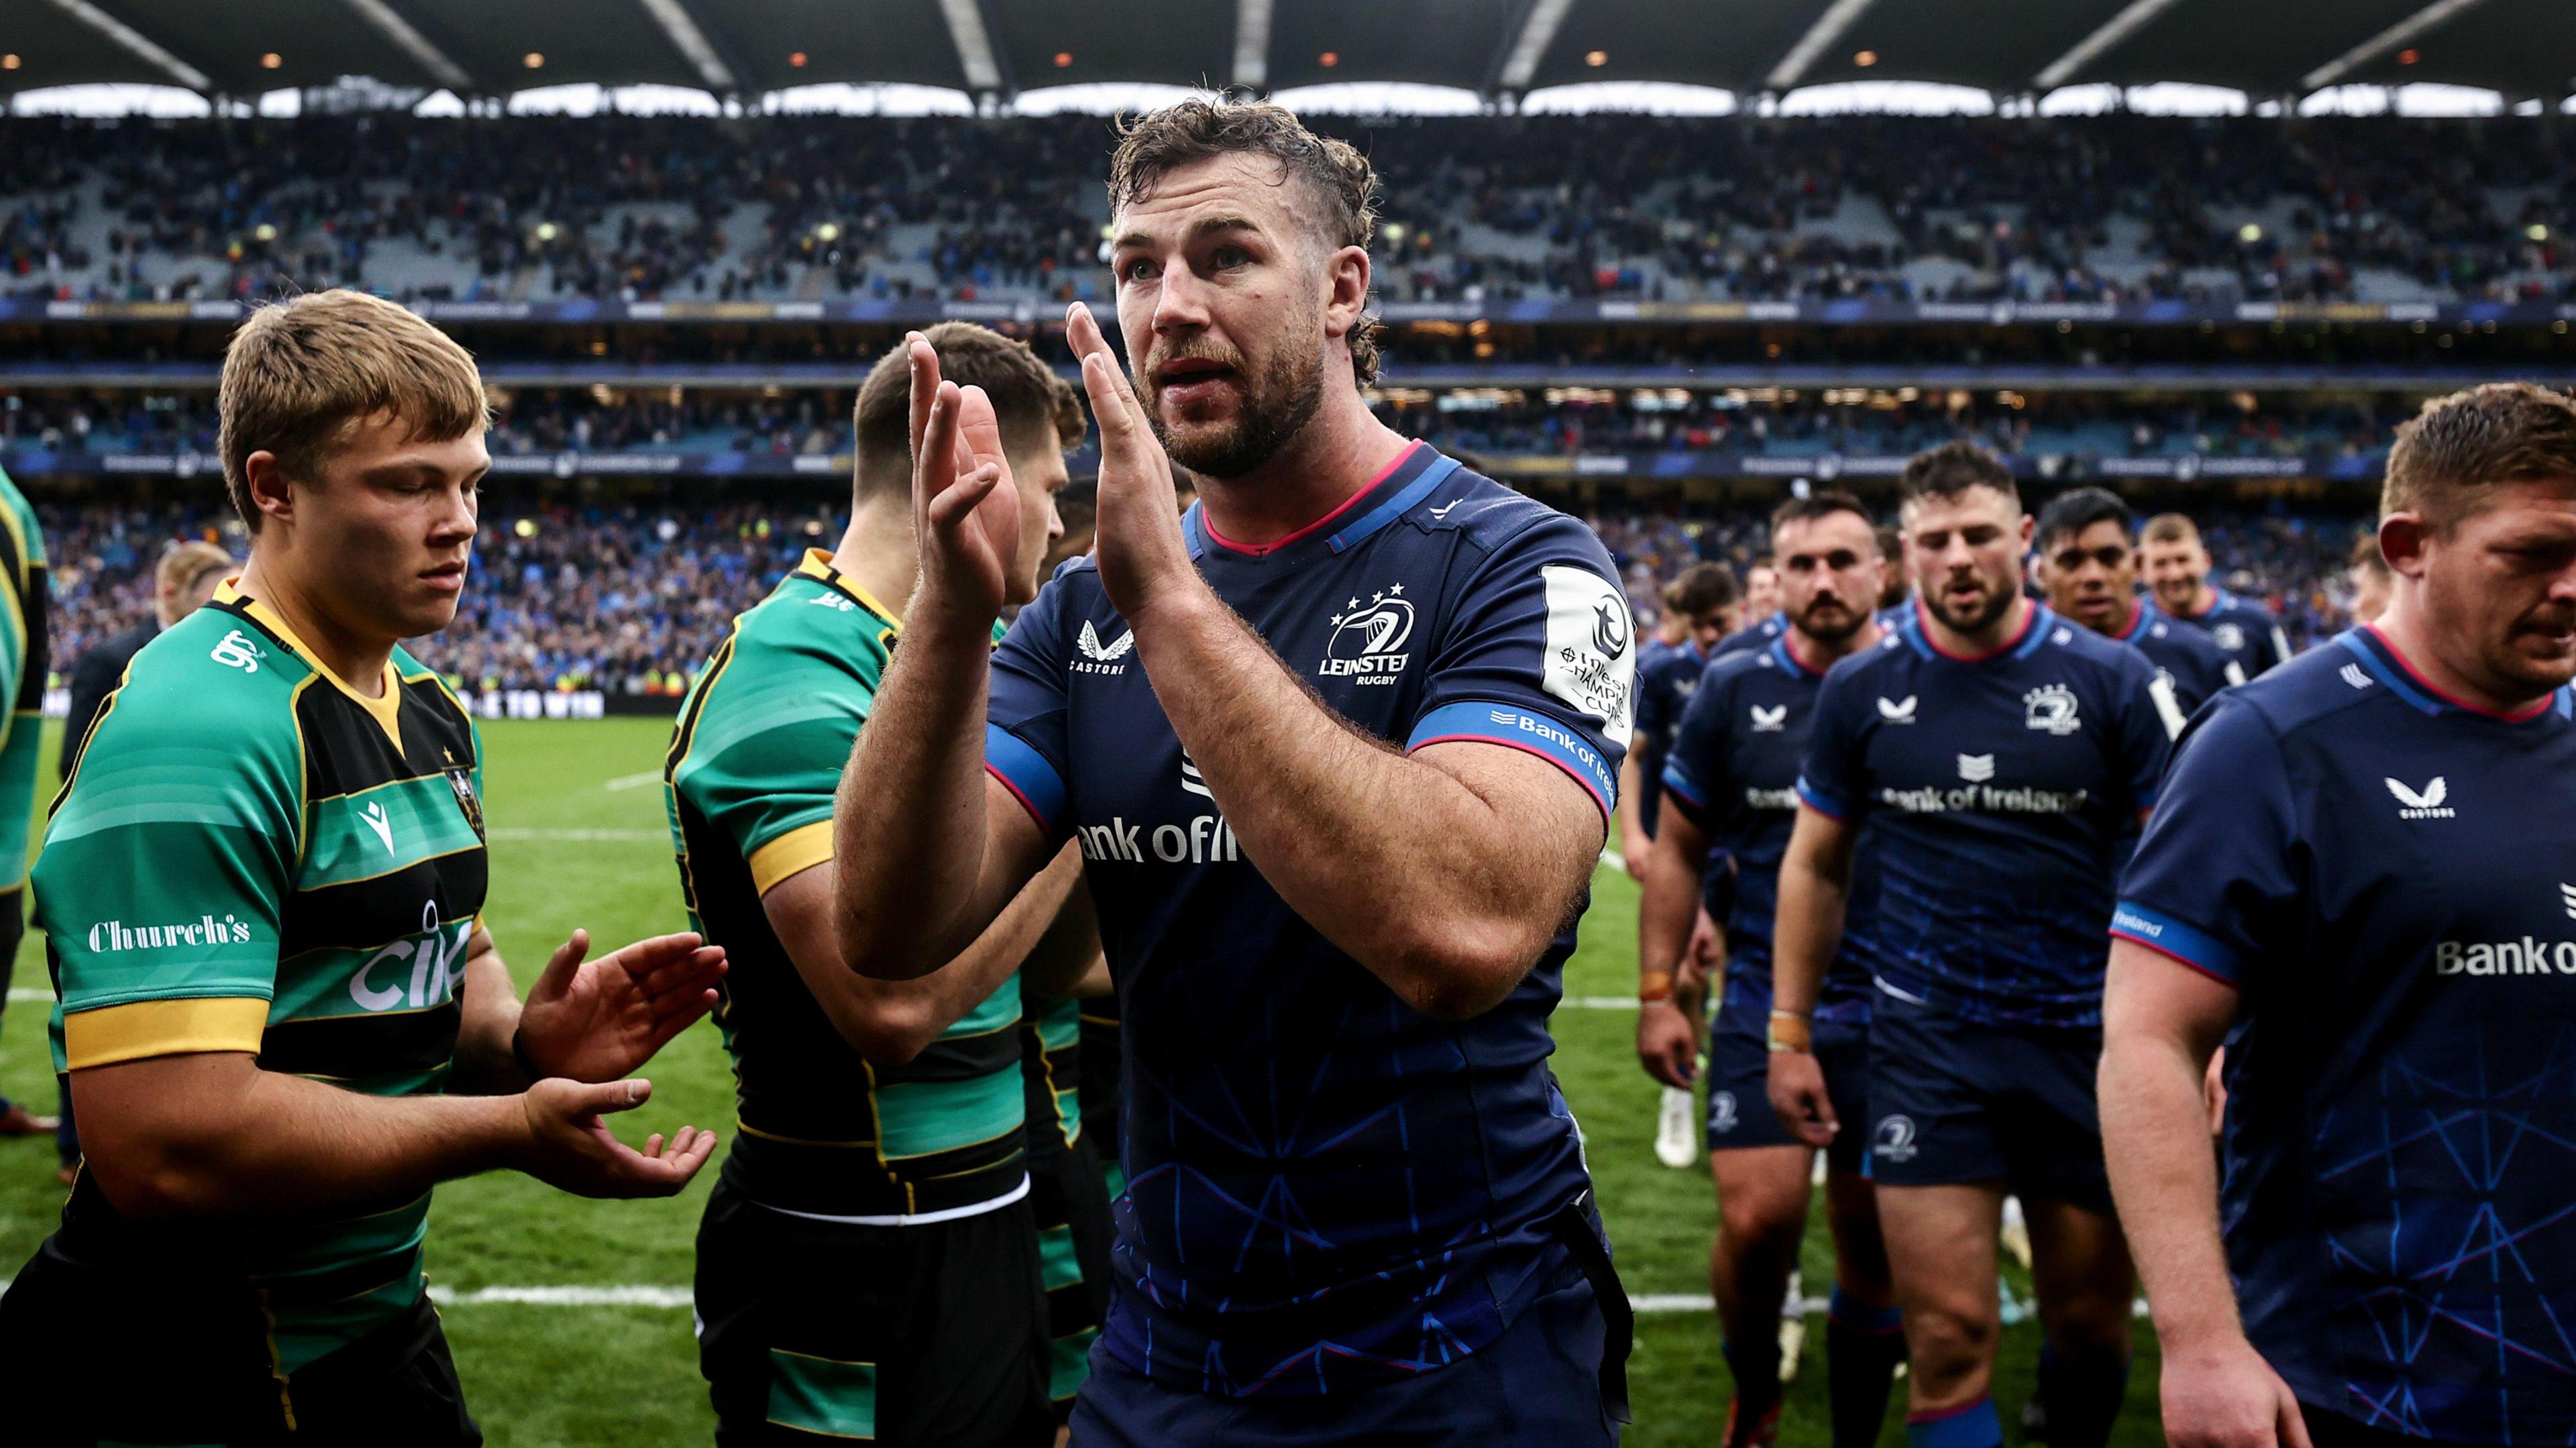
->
[1877,695,1918,724]
[2385,777,2455,820]
[360,801,396,854]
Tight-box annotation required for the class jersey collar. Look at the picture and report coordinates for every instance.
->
[792,548,905,632]
[1184,442,1458,562]
[2109,596,2159,643]
[1768,632,1827,678]
[1900,598,2051,664]
[2337,625,2568,724]
[215,577,407,748]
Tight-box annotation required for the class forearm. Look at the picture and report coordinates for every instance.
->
[845,846,1080,1062]
[833,610,1010,977]
[1770,838,1847,1018]
[2102,1026,2244,1349]
[1134,586,1582,1015]
[1617,757,1650,849]
[1638,822,1706,983]
[1016,857,1101,1001]
[447,936,527,1094]
[74,1057,529,1220]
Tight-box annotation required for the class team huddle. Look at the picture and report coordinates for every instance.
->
[1,95,2573,1448]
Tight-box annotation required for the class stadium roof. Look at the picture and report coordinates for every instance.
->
[8,0,2575,103]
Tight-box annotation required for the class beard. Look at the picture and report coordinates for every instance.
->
[1921,575,2017,636]
[1144,331,1327,480]
[1794,594,1866,644]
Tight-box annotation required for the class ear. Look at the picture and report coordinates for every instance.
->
[241,451,297,529]
[2017,510,2037,547]
[1319,242,1371,343]
[2379,512,2431,580]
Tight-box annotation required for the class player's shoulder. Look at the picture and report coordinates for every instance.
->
[2033,608,2155,683]
[1817,625,1913,697]
[1699,641,1777,694]
[1415,462,1616,571]
[2147,614,2230,664]
[2216,588,2282,624]
[734,570,895,673]
[2217,631,2400,743]
[64,607,306,798]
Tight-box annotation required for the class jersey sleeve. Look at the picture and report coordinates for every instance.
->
[1794,663,1872,821]
[1658,665,1732,834]
[676,641,865,895]
[2105,649,2176,815]
[36,689,299,1068]
[2110,696,2297,985]
[1404,514,1634,825]
[986,572,1077,844]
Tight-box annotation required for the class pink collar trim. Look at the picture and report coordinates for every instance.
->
[1199,441,1422,557]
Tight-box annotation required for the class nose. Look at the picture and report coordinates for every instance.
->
[1152,261,1212,337]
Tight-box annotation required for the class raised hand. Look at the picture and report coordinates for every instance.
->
[515,928,726,1084]
[906,332,1022,627]
[1065,302,1199,622]
[516,1076,716,1199]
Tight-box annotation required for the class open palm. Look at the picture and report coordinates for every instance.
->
[515,928,726,1083]
[906,333,1022,618]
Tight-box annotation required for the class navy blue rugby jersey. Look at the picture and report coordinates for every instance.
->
[983,442,1633,1398]
[1795,602,2171,1027]
[1661,634,1880,1024]
[2114,626,2576,1445]
[2109,596,2242,718]
[1711,611,1786,661]
[1629,636,1710,838]
[2171,585,2292,678]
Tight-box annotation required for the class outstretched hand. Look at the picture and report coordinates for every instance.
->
[1065,302,1199,622]
[906,331,1024,627]
[517,1077,718,1199]
[515,928,725,1084]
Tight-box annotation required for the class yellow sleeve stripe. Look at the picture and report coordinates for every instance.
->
[749,820,835,896]
[64,997,269,1069]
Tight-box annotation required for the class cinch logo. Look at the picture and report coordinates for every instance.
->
[2385,777,2455,820]
[1320,585,1415,684]
[1877,695,1917,724]
[2436,937,2576,977]
[210,630,263,673]
[1750,704,1787,732]
[88,914,253,953]
[1072,620,1134,675]
[350,903,472,1013]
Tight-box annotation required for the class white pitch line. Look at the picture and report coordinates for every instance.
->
[8,987,46,1003]
[429,1284,695,1308]
[487,827,666,842]
[601,771,665,792]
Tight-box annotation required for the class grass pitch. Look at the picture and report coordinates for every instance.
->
[0,718,2163,1445]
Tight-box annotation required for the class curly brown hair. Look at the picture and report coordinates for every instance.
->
[1106,98,1384,385]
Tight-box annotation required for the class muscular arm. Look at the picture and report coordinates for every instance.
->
[1768,804,1856,1020]
[2100,940,2243,1351]
[767,843,1085,1064]
[1615,753,1654,877]
[1638,803,1712,986]
[1130,586,1603,1020]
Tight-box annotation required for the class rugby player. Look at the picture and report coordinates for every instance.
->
[1638,490,1902,1448]
[2141,514,2293,677]
[1876,526,1911,616]
[665,322,1102,1447]
[0,462,52,1141]
[2035,488,2242,719]
[2344,527,2392,624]
[1768,442,2174,1448]
[1743,557,1783,624]
[834,99,1635,1444]
[0,290,726,1447]
[2104,382,2576,1448]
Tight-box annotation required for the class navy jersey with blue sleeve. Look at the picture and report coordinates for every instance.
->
[983,444,1631,1399]
[1629,638,1709,838]
[1711,612,1785,661]
[2113,627,2576,1445]
[2114,598,2243,716]
[2172,586,2292,678]
[1662,635,1879,1024]
[1796,604,2170,1027]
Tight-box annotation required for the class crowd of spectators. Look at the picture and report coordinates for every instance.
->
[4,386,2410,469]
[3,112,2569,308]
[42,486,2369,698]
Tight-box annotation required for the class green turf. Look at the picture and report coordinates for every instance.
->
[0,718,2166,1445]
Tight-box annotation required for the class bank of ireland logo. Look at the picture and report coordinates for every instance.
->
[1073,620,1134,675]
[2340,663,2373,691]
[1877,695,1918,724]
[2385,776,2455,820]
[1957,753,1996,783]
[1709,1091,1739,1135]
[1874,1114,1919,1163]
[2561,883,2576,921]
[2024,683,2082,735]
[1320,583,1415,683]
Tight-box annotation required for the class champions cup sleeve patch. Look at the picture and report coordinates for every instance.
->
[1540,565,1636,746]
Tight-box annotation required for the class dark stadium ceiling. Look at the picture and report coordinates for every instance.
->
[9,0,2576,100]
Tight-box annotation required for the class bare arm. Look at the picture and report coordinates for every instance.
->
[2100,941,2308,1448]
[766,843,1085,1065]
[1615,755,1652,879]
[1065,302,1601,1021]
[71,1052,710,1220]
[1764,804,1856,1145]
[1636,802,1714,1087]
[833,343,1059,979]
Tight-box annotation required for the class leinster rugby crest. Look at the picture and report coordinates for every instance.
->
[443,755,487,840]
[1320,584,1415,683]
[2023,683,2082,736]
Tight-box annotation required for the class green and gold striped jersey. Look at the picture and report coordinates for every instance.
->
[1018,994,1082,1161]
[33,579,488,1377]
[665,549,1026,1217]
[0,465,48,891]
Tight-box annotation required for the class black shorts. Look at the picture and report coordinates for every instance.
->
[1705,1001,1870,1174]
[695,1172,1055,1447]
[1864,991,2113,1213]
[0,1235,478,1447]
[1030,1135,1116,1418]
